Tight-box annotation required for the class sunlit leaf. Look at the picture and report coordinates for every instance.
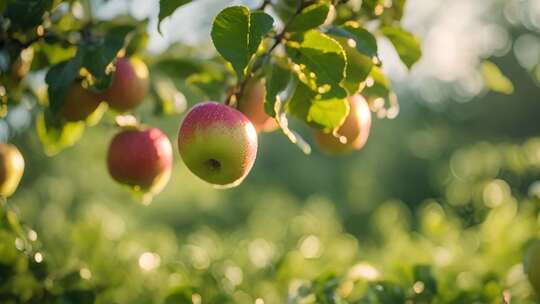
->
[36,111,85,156]
[332,36,374,94]
[287,2,330,32]
[481,61,514,95]
[264,62,291,117]
[285,30,347,98]
[211,6,273,78]
[287,81,349,132]
[328,22,378,58]
[381,26,421,69]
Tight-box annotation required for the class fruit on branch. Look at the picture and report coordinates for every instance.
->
[0,144,25,197]
[525,241,540,295]
[237,78,278,133]
[107,127,173,194]
[314,94,372,154]
[178,102,258,187]
[101,57,149,112]
[59,82,104,122]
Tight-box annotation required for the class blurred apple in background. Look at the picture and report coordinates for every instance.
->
[101,57,149,112]
[237,78,278,133]
[107,127,173,196]
[314,94,372,154]
[0,144,24,197]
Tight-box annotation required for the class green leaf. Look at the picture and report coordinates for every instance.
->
[125,31,149,57]
[331,36,374,94]
[286,81,349,132]
[287,2,330,32]
[264,62,291,117]
[4,0,53,30]
[249,11,274,55]
[328,22,378,58]
[158,0,193,32]
[362,0,385,15]
[36,111,85,156]
[45,50,83,114]
[35,42,77,66]
[273,95,312,155]
[81,25,135,90]
[211,6,250,78]
[380,26,421,69]
[285,30,347,98]
[384,0,406,21]
[211,6,273,78]
[481,61,514,95]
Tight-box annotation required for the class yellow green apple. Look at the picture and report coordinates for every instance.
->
[178,102,258,187]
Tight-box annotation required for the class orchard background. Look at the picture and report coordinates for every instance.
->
[2,0,540,303]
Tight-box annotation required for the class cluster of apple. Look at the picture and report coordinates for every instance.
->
[0,57,372,199]
[105,78,372,198]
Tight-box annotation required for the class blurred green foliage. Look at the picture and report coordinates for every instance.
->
[2,106,540,303]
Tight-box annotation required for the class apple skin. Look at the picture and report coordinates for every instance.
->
[0,144,24,197]
[525,241,540,295]
[237,78,278,133]
[59,82,103,122]
[178,102,258,187]
[107,128,173,194]
[314,94,372,154]
[101,57,149,112]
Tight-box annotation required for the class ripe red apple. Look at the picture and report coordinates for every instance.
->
[107,127,173,195]
[525,241,540,295]
[101,57,149,112]
[59,82,103,122]
[314,94,372,154]
[177,102,258,187]
[237,78,278,133]
[0,143,24,197]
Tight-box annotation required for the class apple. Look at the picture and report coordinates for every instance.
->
[237,78,278,133]
[59,82,103,122]
[177,102,258,187]
[525,241,540,295]
[101,57,149,112]
[314,94,372,154]
[107,127,173,195]
[0,143,24,197]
